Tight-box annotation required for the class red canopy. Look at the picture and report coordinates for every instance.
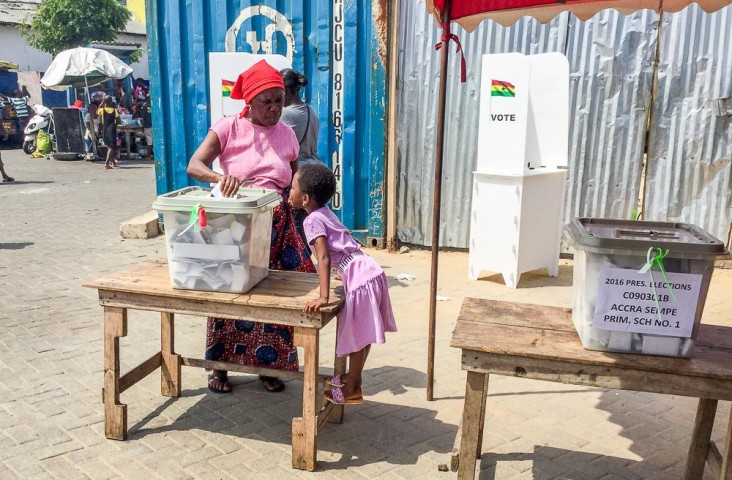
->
[428,0,732,28]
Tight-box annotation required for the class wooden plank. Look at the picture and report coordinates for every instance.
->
[462,351,732,401]
[708,440,722,479]
[452,373,490,473]
[180,357,329,383]
[160,312,181,397]
[456,297,574,332]
[103,306,127,440]
[292,327,319,471]
[84,260,344,314]
[456,371,488,480]
[452,313,732,381]
[119,353,162,393]
[317,402,338,431]
[685,398,718,479]
[97,290,336,329]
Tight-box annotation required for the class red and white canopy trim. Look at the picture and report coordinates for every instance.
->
[427,0,732,29]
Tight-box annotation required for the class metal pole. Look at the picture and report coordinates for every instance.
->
[85,76,99,160]
[427,0,452,401]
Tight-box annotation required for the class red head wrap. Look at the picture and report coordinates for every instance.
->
[230,60,285,118]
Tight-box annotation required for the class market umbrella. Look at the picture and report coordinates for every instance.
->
[40,47,132,91]
[423,0,732,401]
[40,47,132,160]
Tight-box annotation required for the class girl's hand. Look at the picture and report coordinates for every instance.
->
[304,297,329,313]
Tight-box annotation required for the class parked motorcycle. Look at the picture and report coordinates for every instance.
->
[23,104,53,154]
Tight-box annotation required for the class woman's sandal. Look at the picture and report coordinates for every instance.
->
[259,375,286,393]
[324,384,363,405]
[208,373,231,394]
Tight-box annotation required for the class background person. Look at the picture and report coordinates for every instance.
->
[132,92,153,157]
[98,96,119,169]
[133,78,149,102]
[280,69,320,166]
[186,60,316,395]
[0,150,15,182]
[280,68,321,252]
[85,100,101,155]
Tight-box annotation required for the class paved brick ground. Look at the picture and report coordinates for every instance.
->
[1,147,730,479]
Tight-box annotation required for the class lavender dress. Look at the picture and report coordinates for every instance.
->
[303,207,397,356]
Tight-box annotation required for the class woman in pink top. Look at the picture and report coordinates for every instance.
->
[290,164,397,405]
[187,60,316,395]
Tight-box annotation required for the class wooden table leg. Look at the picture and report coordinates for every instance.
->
[685,398,718,479]
[451,373,489,472]
[457,371,489,480]
[720,403,732,480]
[103,306,127,440]
[160,312,181,397]
[292,327,319,471]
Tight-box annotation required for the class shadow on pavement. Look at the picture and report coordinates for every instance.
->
[126,367,458,470]
[476,264,573,289]
[477,446,638,479]
[0,242,33,249]
[0,180,54,186]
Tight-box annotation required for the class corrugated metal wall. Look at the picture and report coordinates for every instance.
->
[146,0,387,241]
[563,10,657,225]
[396,0,567,246]
[645,4,732,245]
[396,0,731,249]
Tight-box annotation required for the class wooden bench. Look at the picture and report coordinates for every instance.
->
[84,260,345,471]
[450,298,732,479]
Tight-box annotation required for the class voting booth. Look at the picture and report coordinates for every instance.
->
[468,53,569,288]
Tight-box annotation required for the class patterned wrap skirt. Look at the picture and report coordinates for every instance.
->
[204,198,315,371]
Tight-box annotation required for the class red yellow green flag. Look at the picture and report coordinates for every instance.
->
[222,79,234,97]
[491,80,516,97]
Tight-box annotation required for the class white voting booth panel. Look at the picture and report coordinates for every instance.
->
[469,53,569,288]
[208,53,291,173]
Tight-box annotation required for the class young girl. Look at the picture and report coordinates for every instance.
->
[290,164,397,405]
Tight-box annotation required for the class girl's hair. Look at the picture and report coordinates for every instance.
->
[280,68,308,92]
[297,164,336,207]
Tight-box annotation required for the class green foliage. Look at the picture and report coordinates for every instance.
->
[20,0,132,56]
[128,49,143,64]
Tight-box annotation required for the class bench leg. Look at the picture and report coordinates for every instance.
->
[292,327,319,471]
[456,371,489,480]
[160,312,181,397]
[103,306,127,440]
[686,398,718,479]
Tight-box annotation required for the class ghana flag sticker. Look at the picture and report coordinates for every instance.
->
[222,79,234,97]
[491,80,516,97]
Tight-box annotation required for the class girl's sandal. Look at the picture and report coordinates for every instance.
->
[324,374,344,388]
[325,385,363,405]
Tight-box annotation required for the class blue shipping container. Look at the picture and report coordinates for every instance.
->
[145,0,389,245]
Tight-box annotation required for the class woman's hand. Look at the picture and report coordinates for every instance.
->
[304,297,329,313]
[218,175,240,197]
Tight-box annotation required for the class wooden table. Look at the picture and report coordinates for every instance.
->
[117,124,143,159]
[84,260,345,471]
[451,298,732,480]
